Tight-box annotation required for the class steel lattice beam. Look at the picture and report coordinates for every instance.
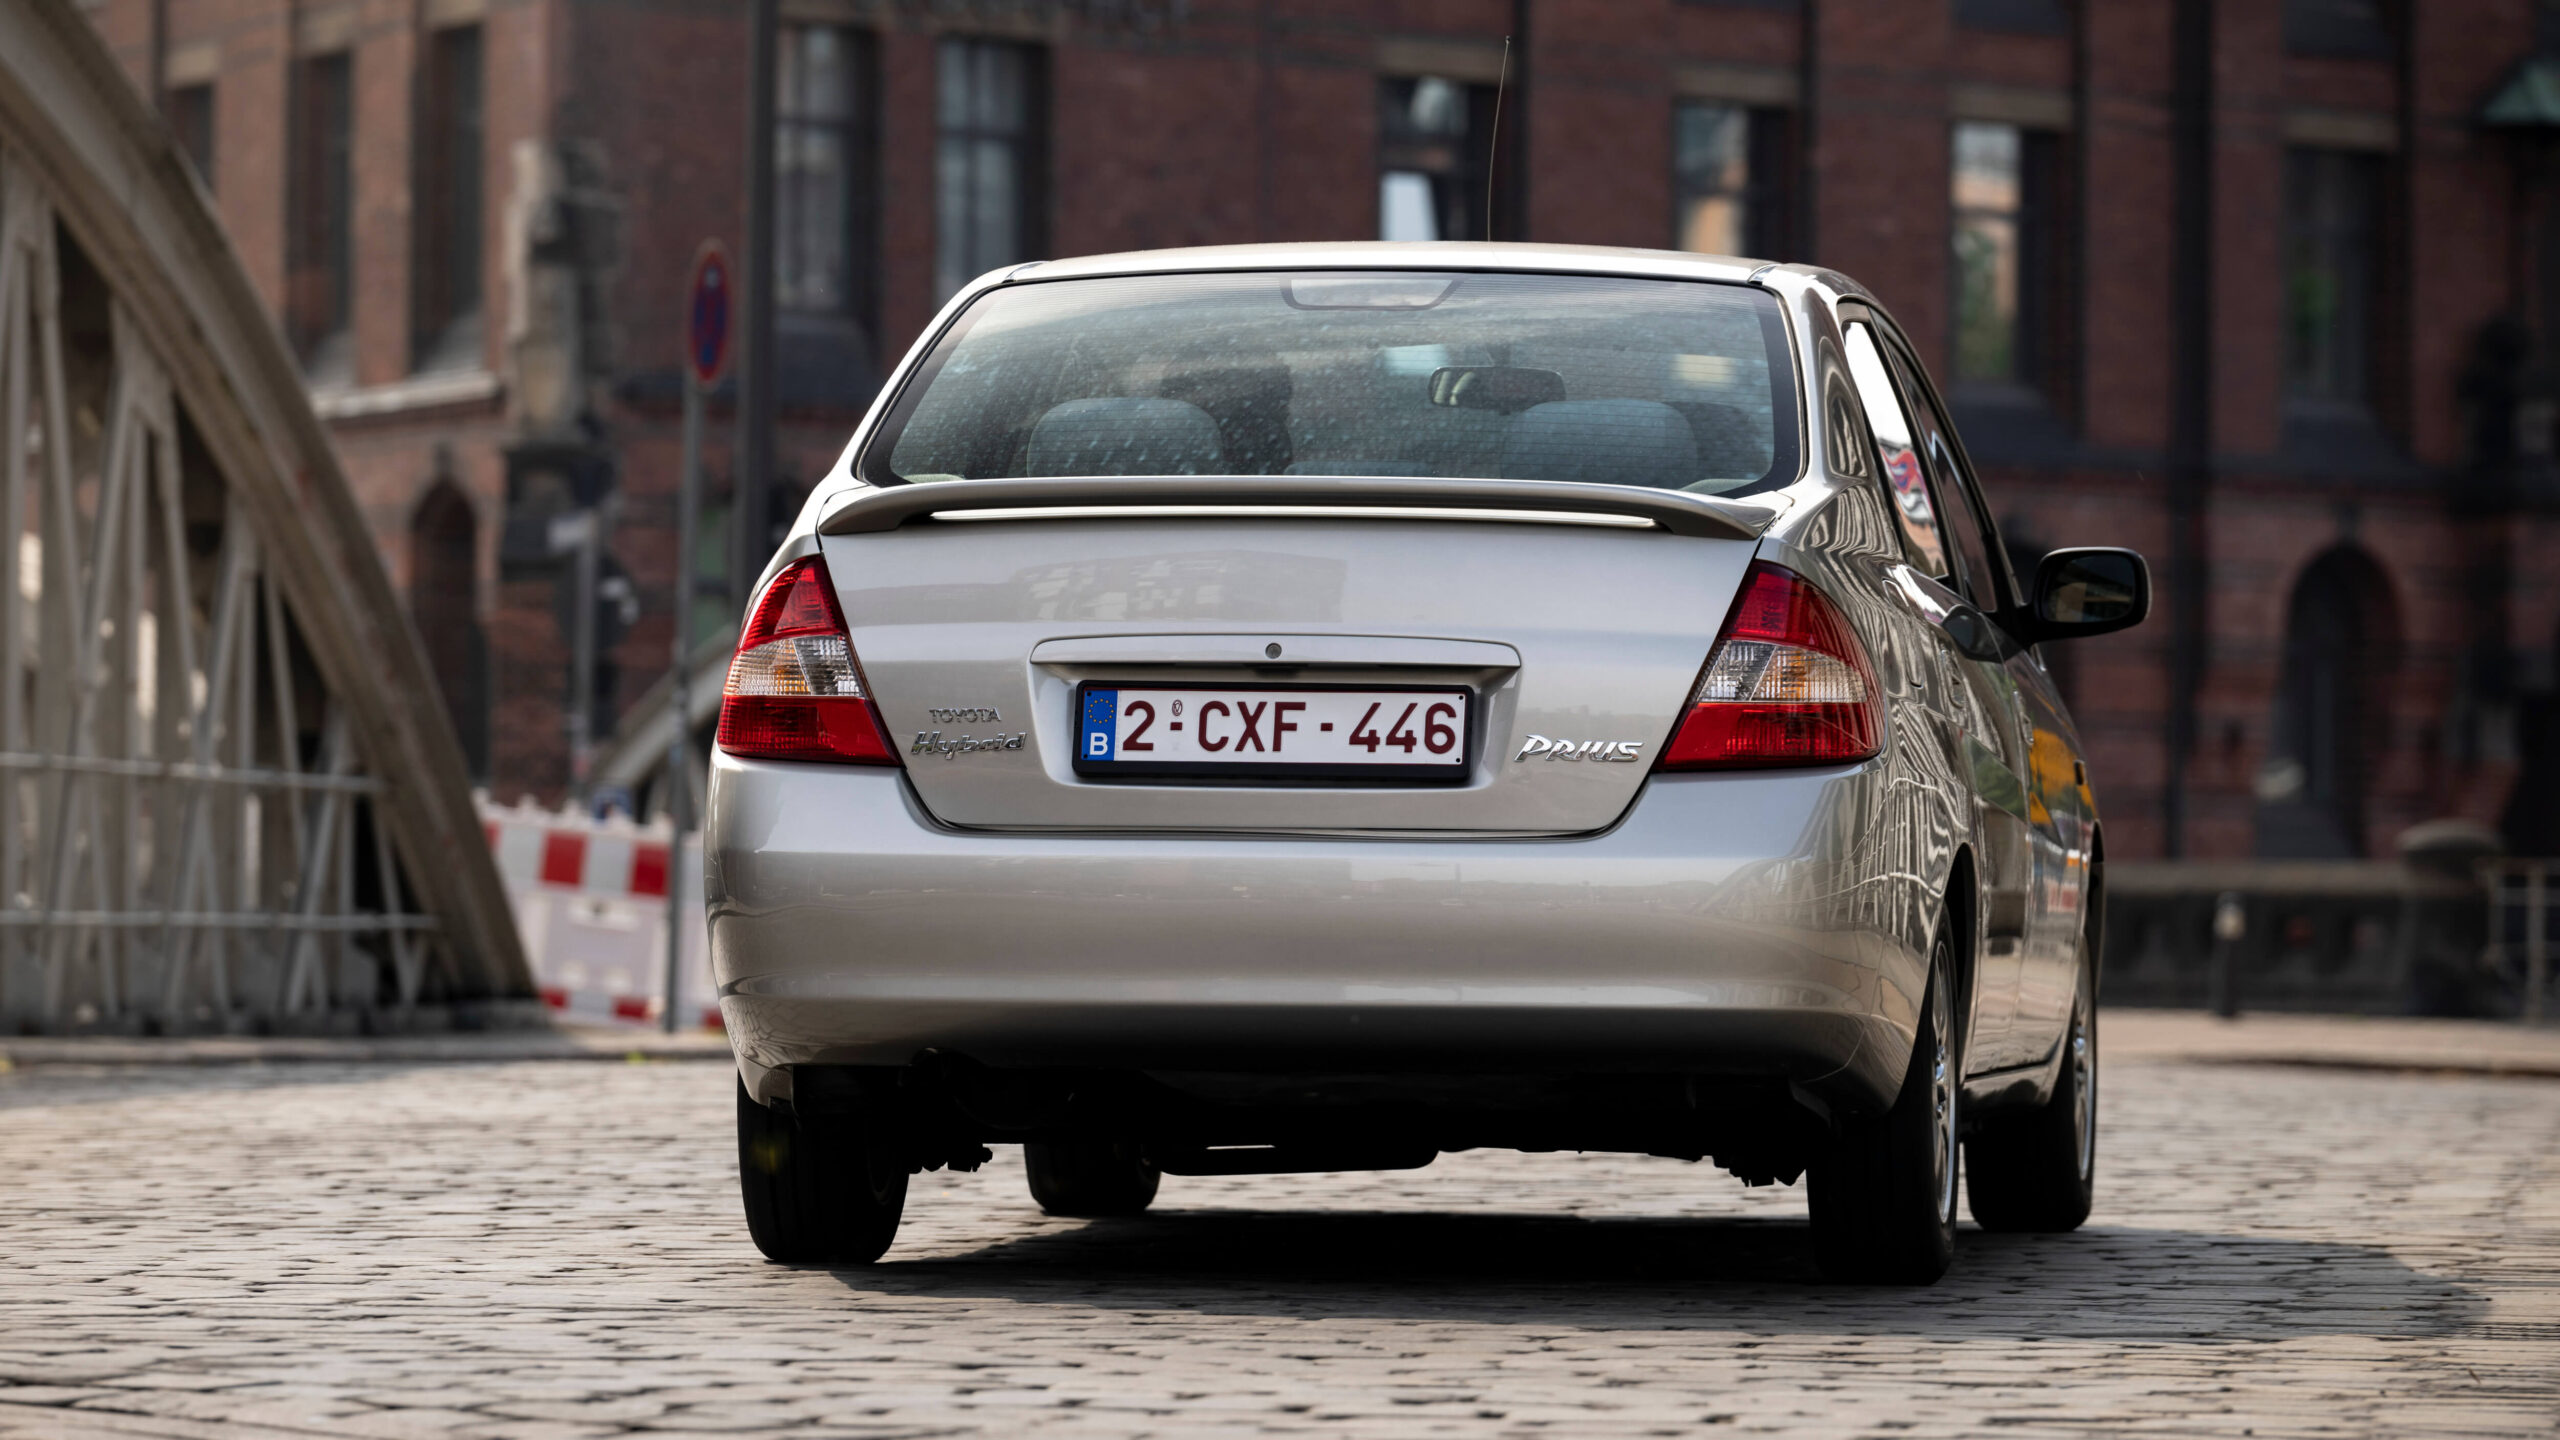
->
[0,0,531,1031]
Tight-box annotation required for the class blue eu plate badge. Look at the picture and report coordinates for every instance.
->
[1080,689,1119,761]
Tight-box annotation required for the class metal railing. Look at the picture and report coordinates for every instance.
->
[2482,861,2554,1024]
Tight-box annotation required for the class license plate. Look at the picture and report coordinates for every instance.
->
[1073,684,1472,782]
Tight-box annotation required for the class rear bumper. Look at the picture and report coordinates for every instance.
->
[705,753,1927,1113]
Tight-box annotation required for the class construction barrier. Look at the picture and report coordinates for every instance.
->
[481,799,718,1030]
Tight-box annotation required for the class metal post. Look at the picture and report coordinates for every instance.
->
[559,508,599,799]
[2209,890,2245,1019]
[733,0,779,616]
[663,375,703,1034]
[2530,863,2549,1025]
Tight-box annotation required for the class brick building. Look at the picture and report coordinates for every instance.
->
[73,0,2560,861]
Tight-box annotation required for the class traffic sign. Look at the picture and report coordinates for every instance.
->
[684,241,733,390]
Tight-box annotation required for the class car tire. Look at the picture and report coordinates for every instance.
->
[736,1076,908,1264]
[1964,935,2096,1233]
[1025,1139,1162,1217]
[1807,915,1960,1285]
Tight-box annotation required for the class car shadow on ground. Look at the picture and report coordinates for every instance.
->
[834,1208,2485,1342]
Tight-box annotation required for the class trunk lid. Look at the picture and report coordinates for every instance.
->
[821,513,1757,833]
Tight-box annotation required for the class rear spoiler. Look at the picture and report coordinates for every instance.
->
[815,475,1780,541]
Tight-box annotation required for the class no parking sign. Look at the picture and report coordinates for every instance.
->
[685,241,732,391]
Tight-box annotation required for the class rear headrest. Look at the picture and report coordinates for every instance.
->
[1027,397,1226,477]
[1497,399,1699,490]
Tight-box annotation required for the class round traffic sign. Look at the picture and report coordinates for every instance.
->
[684,241,733,390]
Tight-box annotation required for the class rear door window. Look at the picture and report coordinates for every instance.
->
[866,270,1803,497]
[1878,328,2020,613]
[1842,322,1951,579]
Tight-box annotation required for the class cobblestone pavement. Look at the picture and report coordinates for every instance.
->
[0,1051,2552,1439]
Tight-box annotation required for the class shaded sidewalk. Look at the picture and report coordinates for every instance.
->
[2105,1008,2560,1078]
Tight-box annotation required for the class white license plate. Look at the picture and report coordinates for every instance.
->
[1073,684,1472,781]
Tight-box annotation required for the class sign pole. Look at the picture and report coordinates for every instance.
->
[667,241,732,1034]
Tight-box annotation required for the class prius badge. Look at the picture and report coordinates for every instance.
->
[1514,735,1644,764]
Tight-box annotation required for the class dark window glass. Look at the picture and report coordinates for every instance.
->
[1378,76,1499,244]
[1955,0,2071,34]
[2285,0,2394,59]
[169,83,214,190]
[778,25,877,331]
[1882,329,2023,610]
[413,26,484,373]
[1843,322,1950,577]
[935,38,1045,304]
[2284,147,2383,405]
[1673,104,1789,258]
[871,271,1801,497]
[410,482,487,778]
[287,51,353,377]
[1951,121,2064,391]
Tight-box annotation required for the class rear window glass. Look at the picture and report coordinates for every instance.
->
[864,270,1802,497]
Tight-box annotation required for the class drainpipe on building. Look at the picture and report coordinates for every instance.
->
[2163,0,2216,860]
[733,0,779,615]
[1796,0,1819,262]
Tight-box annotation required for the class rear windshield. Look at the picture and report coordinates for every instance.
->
[864,270,1801,497]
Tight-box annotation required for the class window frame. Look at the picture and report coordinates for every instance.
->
[2281,145,2387,413]
[1949,119,2068,403]
[169,83,215,191]
[411,24,485,374]
[1671,101,1791,259]
[1377,74,1502,245]
[286,49,354,370]
[776,22,880,335]
[934,37,1048,306]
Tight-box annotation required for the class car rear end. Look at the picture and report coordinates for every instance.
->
[707,249,1927,1188]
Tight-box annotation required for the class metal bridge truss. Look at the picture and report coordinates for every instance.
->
[0,0,528,1033]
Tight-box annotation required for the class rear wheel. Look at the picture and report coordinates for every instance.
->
[736,1076,908,1264]
[1965,937,2097,1232]
[1808,916,1960,1285]
[1025,1139,1161,1217]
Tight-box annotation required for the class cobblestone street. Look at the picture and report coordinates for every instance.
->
[0,1044,2552,1439]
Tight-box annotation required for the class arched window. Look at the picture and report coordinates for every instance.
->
[410,480,488,778]
[2256,545,2398,857]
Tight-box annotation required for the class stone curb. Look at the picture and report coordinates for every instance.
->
[2102,1007,2560,1080]
[0,1028,733,1068]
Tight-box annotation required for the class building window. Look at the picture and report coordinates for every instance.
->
[170,84,214,190]
[287,51,353,378]
[778,25,877,332]
[413,26,483,374]
[1378,75,1498,244]
[410,481,488,779]
[2284,147,2383,407]
[935,38,1044,305]
[1673,103,1788,258]
[1955,0,2071,33]
[1950,120,2064,392]
[2285,0,2393,59]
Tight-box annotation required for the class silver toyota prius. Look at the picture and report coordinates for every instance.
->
[706,242,2147,1285]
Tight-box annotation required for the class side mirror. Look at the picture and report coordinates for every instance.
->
[2026,547,2150,642]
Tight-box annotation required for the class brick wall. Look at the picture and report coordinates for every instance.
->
[84,0,2560,861]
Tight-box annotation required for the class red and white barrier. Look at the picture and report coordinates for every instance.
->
[481,799,718,1030]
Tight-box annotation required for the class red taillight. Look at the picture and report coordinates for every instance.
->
[715,556,899,765]
[1659,562,1883,770]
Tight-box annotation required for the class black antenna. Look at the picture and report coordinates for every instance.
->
[1486,35,1512,242]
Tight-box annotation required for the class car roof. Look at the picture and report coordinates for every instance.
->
[1009,241,1780,287]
